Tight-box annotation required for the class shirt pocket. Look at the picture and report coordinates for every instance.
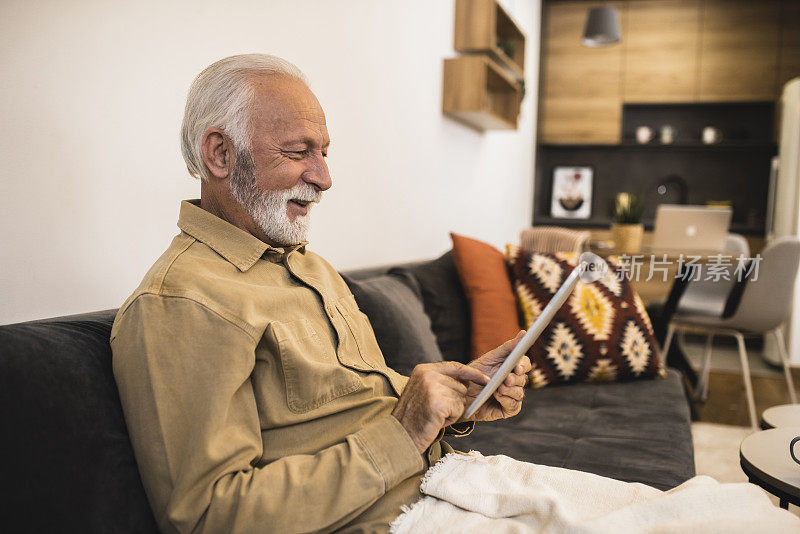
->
[269,318,364,414]
[335,294,386,370]
[335,294,406,394]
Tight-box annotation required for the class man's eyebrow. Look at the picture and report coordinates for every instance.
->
[281,137,330,149]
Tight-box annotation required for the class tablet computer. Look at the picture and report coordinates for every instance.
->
[462,252,605,420]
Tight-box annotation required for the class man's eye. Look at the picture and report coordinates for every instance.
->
[285,149,325,159]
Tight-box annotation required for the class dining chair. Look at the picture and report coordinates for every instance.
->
[673,234,749,392]
[675,233,750,317]
[520,226,590,255]
[661,237,800,430]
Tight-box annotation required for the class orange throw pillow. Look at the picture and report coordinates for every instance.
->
[450,232,521,360]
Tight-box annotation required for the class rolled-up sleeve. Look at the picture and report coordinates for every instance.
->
[111,293,424,534]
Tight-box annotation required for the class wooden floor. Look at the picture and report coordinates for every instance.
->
[691,369,800,427]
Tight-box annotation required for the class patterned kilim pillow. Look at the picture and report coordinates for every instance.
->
[506,245,665,387]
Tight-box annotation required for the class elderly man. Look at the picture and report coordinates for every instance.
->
[111,54,531,534]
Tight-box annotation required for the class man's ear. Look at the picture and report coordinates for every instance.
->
[200,128,233,180]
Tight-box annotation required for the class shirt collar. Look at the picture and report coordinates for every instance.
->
[177,199,307,272]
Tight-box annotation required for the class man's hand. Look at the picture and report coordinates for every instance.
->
[391,332,532,453]
[392,362,490,453]
[467,331,531,422]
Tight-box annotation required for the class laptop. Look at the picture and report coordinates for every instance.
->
[651,205,732,253]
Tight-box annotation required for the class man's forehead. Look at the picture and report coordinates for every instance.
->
[250,75,328,143]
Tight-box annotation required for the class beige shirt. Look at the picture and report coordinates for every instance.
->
[111,200,460,534]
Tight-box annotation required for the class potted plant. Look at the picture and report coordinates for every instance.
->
[611,192,645,253]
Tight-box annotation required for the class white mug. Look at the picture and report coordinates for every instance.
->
[702,126,721,144]
[660,125,674,144]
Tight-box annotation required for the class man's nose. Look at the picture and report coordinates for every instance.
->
[302,153,332,192]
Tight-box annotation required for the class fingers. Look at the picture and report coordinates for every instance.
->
[494,366,528,418]
[480,330,528,364]
[394,363,477,453]
[442,395,468,427]
[424,373,471,425]
[504,371,527,387]
[503,356,532,387]
[430,384,467,412]
[413,364,475,406]
[403,359,528,432]
[430,361,490,386]
[497,330,527,354]
[516,355,532,375]
[496,383,525,401]
[493,382,524,415]
[494,393,523,416]
[434,378,470,401]
[438,374,469,396]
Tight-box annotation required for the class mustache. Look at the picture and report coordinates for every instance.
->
[281,183,323,203]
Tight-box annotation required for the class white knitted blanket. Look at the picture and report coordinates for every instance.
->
[390,452,800,533]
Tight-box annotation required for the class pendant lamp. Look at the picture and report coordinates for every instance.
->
[582,5,621,47]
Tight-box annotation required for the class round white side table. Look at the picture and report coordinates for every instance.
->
[740,427,800,509]
[761,404,800,430]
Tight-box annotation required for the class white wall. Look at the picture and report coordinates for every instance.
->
[0,0,540,325]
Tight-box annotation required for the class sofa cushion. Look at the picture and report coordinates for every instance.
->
[508,247,664,387]
[343,274,444,376]
[450,233,520,360]
[390,251,472,364]
[453,369,694,491]
[0,311,159,533]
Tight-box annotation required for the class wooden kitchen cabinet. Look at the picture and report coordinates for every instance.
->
[539,1,626,144]
[698,0,781,102]
[623,0,701,102]
[538,0,798,145]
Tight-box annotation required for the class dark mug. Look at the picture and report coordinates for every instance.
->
[792,437,800,465]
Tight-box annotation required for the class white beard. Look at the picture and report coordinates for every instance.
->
[229,149,322,246]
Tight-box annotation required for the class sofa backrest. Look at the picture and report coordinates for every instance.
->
[389,251,472,364]
[0,310,160,533]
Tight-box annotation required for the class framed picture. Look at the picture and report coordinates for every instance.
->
[550,166,593,219]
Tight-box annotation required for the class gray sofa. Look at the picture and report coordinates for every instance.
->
[0,250,694,533]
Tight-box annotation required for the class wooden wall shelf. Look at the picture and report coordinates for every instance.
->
[443,55,521,131]
[617,142,777,150]
[541,142,778,150]
[532,216,765,237]
[454,0,526,78]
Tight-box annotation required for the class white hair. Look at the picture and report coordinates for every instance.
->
[180,54,308,182]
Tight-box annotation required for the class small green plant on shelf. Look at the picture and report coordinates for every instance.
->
[612,192,645,224]
[497,38,515,59]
